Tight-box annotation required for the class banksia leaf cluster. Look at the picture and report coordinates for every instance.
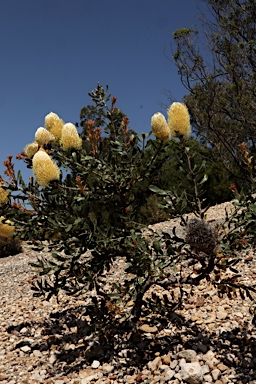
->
[60,123,82,151]
[32,150,60,187]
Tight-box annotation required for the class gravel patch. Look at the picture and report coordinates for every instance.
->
[0,199,256,383]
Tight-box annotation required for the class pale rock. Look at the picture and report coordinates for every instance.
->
[81,372,103,384]
[33,349,42,357]
[170,359,178,369]
[201,364,210,375]
[49,352,58,364]
[161,353,171,365]
[174,372,182,380]
[217,362,229,372]
[20,345,31,353]
[102,363,114,373]
[205,315,216,324]
[179,357,187,366]
[203,373,213,382]
[211,368,221,380]
[216,310,228,320]
[160,364,169,370]
[165,369,175,380]
[139,324,158,333]
[148,356,161,371]
[91,360,100,369]
[180,362,203,384]
[30,372,45,381]
[177,349,197,361]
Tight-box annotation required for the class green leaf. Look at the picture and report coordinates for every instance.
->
[153,241,162,252]
[65,224,73,232]
[199,174,208,184]
[149,185,167,195]
[72,152,77,162]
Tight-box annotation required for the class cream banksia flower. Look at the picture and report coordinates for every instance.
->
[32,150,60,187]
[60,123,82,151]
[35,127,55,146]
[0,187,8,204]
[24,142,39,158]
[167,102,191,138]
[45,112,64,140]
[151,112,170,141]
[0,216,15,238]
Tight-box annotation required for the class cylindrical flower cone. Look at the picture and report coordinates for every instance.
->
[0,216,15,238]
[24,142,39,158]
[167,102,191,138]
[60,123,82,151]
[151,112,170,141]
[35,127,55,146]
[45,112,64,140]
[0,187,9,204]
[32,150,60,187]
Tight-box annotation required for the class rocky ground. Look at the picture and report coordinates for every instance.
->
[0,200,256,384]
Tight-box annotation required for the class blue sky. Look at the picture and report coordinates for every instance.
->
[0,0,204,182]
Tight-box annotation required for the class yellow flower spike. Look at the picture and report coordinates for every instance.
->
[60,123,82,151]
[151,112,170,141]
[45,112,64,140]
[24,142,39,158]
[0,187,9,204]
[167,102,191,138]
[32,150,60,187]
[0,216,15,238]
[35,127,55,146]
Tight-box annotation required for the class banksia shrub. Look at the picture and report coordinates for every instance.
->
[1,83,255,340]
[32,150,60,187]
[151,112,170,141]
[167,102,191,138]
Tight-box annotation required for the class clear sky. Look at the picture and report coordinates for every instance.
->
[0,0,203,181]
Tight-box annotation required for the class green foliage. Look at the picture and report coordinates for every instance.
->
[172,0,256,184]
